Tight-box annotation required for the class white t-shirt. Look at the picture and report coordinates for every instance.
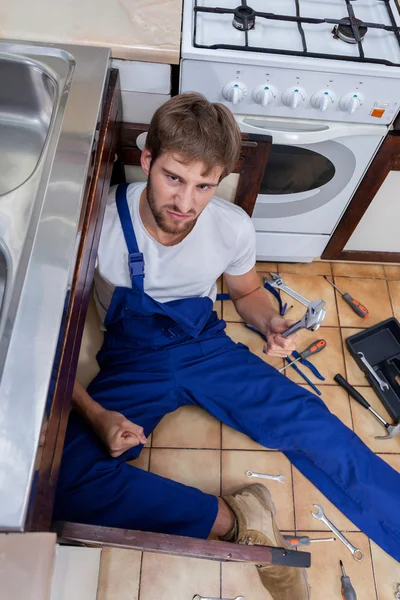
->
[94,182,256,326]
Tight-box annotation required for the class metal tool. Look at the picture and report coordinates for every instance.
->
[284,355,322,395]
[324,276,369,319]
[245,470,286,484]
[334,374,400,440]
[268,273,311,307]
[283,535,336,547]
[311,504,364,561]
[281,299,327,338]
[395,583,400,600]
[193,596,245,600]
[357,351,390,391]
[340,560,357,600]
[279,339,327,372]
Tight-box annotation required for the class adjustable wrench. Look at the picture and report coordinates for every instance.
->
[282,299,326,338]
[311,504,364,561]
[267,273,311,307]
[357,352,389,391]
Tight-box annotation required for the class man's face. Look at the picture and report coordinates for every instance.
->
[141,149,224,236]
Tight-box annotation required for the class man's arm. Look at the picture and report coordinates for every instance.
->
[224,267,297,357]
[73,380,147,457]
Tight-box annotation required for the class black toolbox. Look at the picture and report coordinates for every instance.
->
[345,318,400,422]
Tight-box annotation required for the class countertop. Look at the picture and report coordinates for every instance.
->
[0,0,182,64]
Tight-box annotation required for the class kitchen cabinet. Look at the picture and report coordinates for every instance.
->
[25,97,309,568]
[322,130,400,262]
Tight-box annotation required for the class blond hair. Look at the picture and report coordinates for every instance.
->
[145,92,241,179]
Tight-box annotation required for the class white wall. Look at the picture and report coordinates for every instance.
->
[345,170,400,252]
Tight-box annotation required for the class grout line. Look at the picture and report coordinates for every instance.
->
[386,276,396,318]
[290,463,297,534]
[219,560,223,598]
[137,551,145,600]
[368,538,380,600]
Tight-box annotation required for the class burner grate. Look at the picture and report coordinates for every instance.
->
[193,0,400,66]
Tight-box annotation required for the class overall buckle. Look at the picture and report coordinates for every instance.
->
[128,252,145,278]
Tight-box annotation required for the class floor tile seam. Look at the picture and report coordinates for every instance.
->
[386,277,397,317]
[368,538,380,600]
[137,551,145,600]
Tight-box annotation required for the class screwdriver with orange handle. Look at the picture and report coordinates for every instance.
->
[324,276,369,318]
[340,560,357,600]
[283,535,336,547]
[279,339,327,373]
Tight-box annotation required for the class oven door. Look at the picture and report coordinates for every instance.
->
[235,115,387,235]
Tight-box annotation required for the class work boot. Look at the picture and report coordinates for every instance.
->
[223,484,310,600]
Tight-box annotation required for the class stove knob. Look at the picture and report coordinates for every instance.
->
[282,86,306,109]
[222,82,247,105]
[253,84,277,107]
[340,92,364,114]
[311,90,336,112]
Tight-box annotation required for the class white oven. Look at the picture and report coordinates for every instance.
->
[235,115,386,260]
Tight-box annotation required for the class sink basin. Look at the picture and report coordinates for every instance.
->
[0,57,56,195]
[0,39,111,532]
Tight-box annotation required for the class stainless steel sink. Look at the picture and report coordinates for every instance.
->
[0,40,111,532]
[0,57,56,195]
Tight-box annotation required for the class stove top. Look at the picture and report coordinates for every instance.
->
[193,0,400,66]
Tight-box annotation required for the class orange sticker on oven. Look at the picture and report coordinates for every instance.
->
[371,108,385,118]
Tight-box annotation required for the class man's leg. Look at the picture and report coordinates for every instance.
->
[175,334,400,561]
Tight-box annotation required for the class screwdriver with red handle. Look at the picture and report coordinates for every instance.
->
[279,339,327,373]
[324,276,369,318]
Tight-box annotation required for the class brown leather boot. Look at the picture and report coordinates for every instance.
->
[223,484,310,600]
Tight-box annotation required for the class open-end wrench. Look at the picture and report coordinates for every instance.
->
[245,470,286,484]
[193,596,245,600]
[281,299,326,338]
[267,273,311,307]
[357,352,389,391]
[311,504,364,561]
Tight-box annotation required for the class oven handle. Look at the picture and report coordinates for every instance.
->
[235,116,387,145]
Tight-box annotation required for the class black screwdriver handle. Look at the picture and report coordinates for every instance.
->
[342,293,369,318]
[334,374,371,410]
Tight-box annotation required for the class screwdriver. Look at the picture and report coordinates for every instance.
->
[324,276,369,318]
[340,560,357,600]
[279,339,327,372]
[283,535,336,547]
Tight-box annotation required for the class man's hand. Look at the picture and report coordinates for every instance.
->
[93,410,147,458]
[263,314,298,358]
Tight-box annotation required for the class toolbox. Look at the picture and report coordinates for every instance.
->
[346,318,400,422]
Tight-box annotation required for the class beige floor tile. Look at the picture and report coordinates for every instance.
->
[384,264,400,279]
[370,540,400,600]
[334,277,392,327]
[97,548,141,600]
[225,322,284,371]
[222,300,243,322]
[139,553,220,600]
[297,531,376,600]
[273,273,339,327]
[152,405,221,449]
[221,450,294,530]
[222,562,273,600]
[278,261,332,276]
[341,327,366,385]
[350,387,400,453]
[285,327,345,386]
[215,300,222,319]
[292,466,359,531]
[388,279,400,321]
[332,262,385,278]
[126,447,150,471]
[256,261,278,272]
[150,448,220,496]
[222,424,266,450]
[299,384,353,430]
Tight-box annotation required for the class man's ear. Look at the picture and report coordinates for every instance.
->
[141,148,152,177]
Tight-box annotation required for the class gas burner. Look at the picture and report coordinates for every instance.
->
[233,5,256,31]
[333,17,368,44]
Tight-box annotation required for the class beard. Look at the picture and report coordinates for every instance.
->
[146,175,198,235]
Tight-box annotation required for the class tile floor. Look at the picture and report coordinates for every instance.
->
[97,260,400,600]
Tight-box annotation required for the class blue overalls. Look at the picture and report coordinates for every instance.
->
[54,183,400,561]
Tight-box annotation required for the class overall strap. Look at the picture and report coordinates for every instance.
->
[115,183,145,290]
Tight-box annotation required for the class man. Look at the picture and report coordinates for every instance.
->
[54,93,400,599]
